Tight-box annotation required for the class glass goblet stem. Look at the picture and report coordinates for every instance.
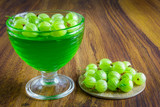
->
[41,71,59,85]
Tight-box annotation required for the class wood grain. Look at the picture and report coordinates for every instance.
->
[79,74,146,99]
[0,0,160,107]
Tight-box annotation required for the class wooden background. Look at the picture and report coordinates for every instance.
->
[0,0,160,106]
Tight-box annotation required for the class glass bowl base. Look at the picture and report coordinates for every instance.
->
[25,74,75,100]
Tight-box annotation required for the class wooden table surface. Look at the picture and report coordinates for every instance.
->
[0,0,160,106]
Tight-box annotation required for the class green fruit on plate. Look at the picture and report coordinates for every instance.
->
[94,70,107,81]
[112,61,126,74]
[108,77,119,91]
[133,73,146,85]
[119,78,133,92]
[83,76,96,88]
[95,80,107,93]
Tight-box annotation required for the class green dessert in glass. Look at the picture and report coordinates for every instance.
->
[6,10,85,100]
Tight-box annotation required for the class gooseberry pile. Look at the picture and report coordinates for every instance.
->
[83,58,146,93]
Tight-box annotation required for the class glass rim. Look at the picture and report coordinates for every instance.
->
[6,10,85,33]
